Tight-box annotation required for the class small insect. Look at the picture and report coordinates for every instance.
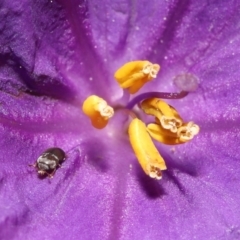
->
[30,147,66,178]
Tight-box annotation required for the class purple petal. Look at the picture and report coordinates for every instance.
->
[0,0,240,239]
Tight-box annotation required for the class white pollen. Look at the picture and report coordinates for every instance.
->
[178,122,200,141]
[98,101,114,118]
[89,77,93,81]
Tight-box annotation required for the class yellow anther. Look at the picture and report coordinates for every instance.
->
[147,121,200,145]
[147,123,182,145]
[177,122,200,142]
[141,98,183,133]
[128,118,166,180]
[82,95,114,129]
[114,61,160,94]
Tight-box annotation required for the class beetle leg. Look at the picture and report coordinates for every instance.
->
[47,169,56,178]
[57,164,64,168]
[28,163,37,167]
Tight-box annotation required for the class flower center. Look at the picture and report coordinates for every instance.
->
[82,61,200,180]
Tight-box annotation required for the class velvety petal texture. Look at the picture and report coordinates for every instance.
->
[0,0,240,240]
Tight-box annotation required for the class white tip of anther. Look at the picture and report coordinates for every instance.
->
[142,63,160,78]
[98,101,114,118]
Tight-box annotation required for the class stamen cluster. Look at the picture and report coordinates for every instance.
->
[82,61,200,180]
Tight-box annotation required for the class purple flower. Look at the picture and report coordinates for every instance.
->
[1,0,240,239]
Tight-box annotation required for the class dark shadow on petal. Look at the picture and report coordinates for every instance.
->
[161,150,198,177]
[58,0,111,99]
[135,164,166,199]
[149,0,191,63]
[165,170,187,195]
[0,176,5,191]
[83,139,111,173]
[164,171,194,204]
[62,146,83,181]
[160,150,198,199]
[0,49,77,102]
[0,206,30,240]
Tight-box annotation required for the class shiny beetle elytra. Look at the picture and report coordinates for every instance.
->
[30,147,66,178]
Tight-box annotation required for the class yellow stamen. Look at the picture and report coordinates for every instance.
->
[128,118,166,180]
[177,122,200,142]
[82,95,114,129]
[147,123,182,145]
[147,122,200,144]
[114,61,160,94]
[141,98,182,133]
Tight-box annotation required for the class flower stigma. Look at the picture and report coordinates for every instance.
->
[82,61,200,180]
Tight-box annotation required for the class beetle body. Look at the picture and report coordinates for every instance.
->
[31,147,66,178]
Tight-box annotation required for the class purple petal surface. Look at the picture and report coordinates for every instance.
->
[0,0,240,240]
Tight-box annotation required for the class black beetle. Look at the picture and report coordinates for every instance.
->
[30,147,66,178]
